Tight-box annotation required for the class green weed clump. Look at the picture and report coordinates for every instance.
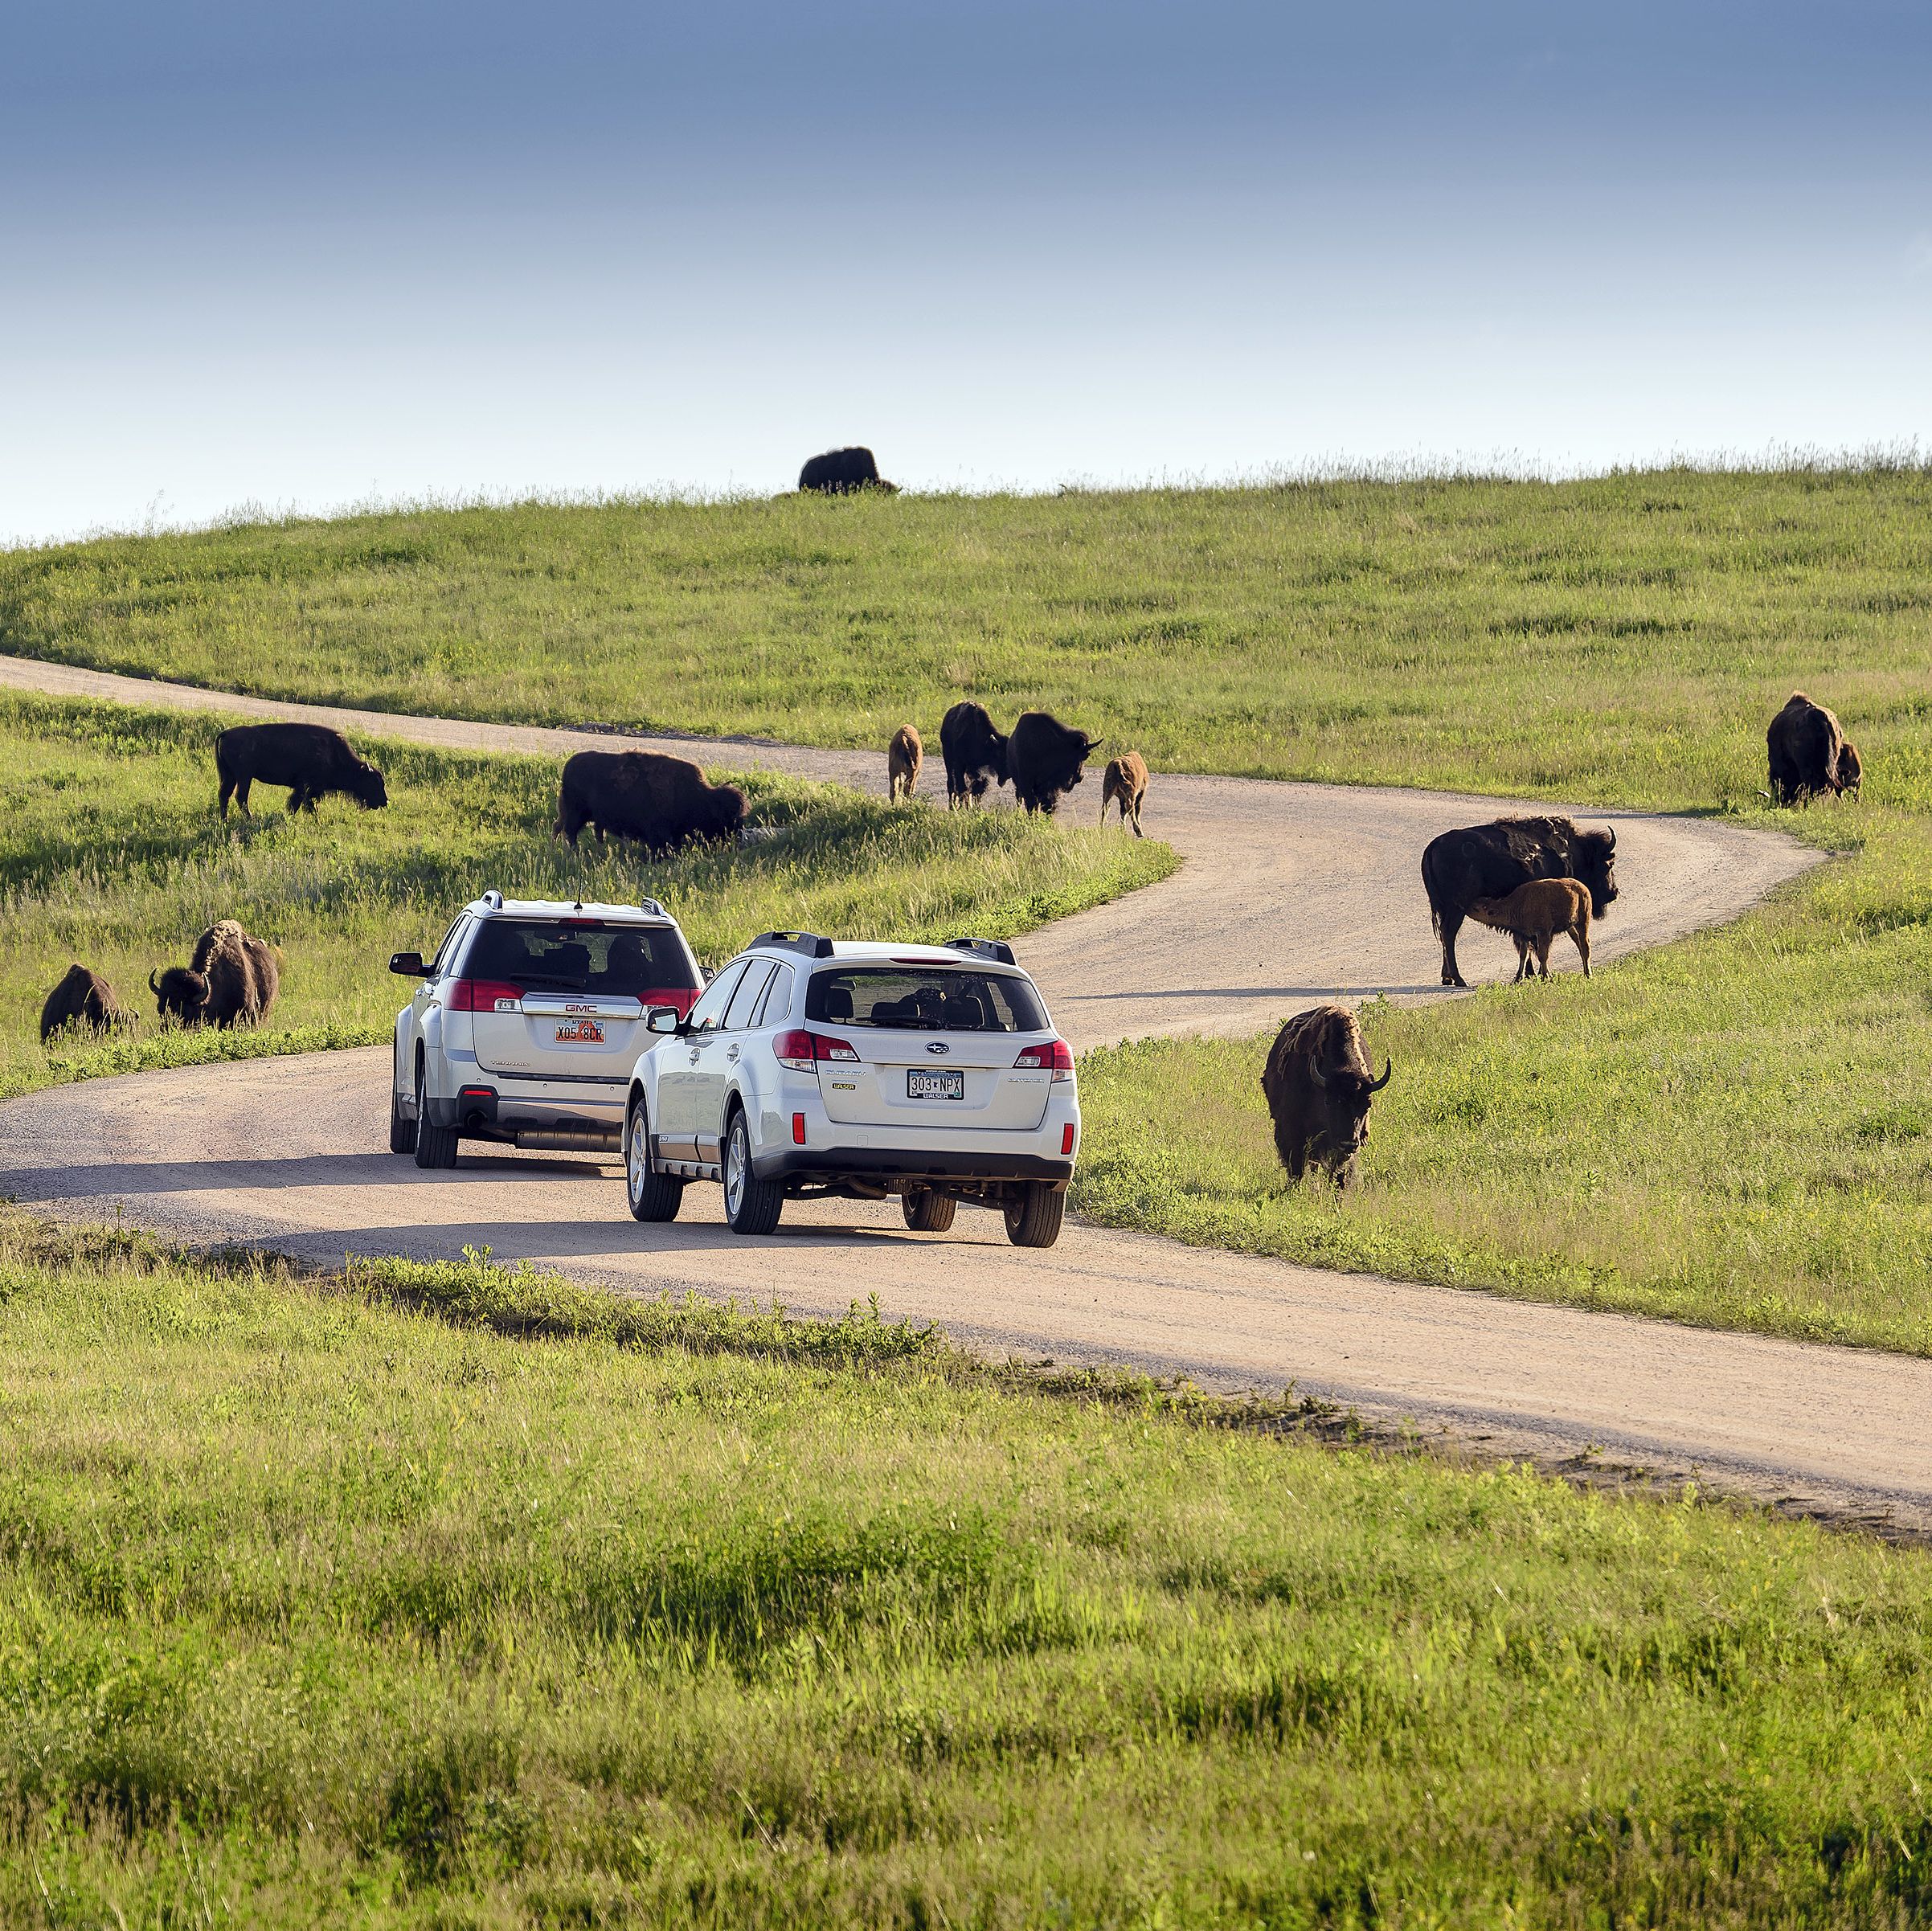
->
[6,1213,1932,1926]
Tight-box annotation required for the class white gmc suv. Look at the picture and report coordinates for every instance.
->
[620,932,1079,1246]
[390,892,703,1168]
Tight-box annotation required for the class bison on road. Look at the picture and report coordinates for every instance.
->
[1766,692,1856,804]
[40,964,131,1045]
[1260,1004,1392,1187]
[216,722,387,818]
[1468,877,1594,981]
[555,749,748,853]
[887,724,923,800]
[939,702,1009,807]
[1009,710,1101,815]
[798,447,898,495]
[1421,816,1618,988]
[152,921,279,1029]
[1099,751,1148,835]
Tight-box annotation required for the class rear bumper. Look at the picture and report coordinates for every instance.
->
[752,1145,1074,1188]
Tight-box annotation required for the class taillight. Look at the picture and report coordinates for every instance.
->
[1014,1038,1074,1082]
[446,979,525,1013]
[774,1029,861,1071]
[640,985,701,1017]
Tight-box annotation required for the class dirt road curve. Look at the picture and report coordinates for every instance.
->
[10,654,1914,1531]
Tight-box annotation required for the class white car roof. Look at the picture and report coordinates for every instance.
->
[748,938,1030,976]
[465,894,675,923]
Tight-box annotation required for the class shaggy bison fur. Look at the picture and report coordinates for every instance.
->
[1766,692,1856,805]
[40,964,132,1045]
[554,750,748,853]
[216,722,387,817]
[798,447,898,495]
[1468,876,1594,981]
[1099,751,1148,836]
[1421,815,1618,988]
[939,702,1009,806]
[151,921,279,1029]
[887,724,923,801]
[1260,1004,1392,1187]
[1009,710,1102,815]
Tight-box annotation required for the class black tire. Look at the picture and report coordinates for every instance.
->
[625,1095,685,1223]
[903,1188,956,1233]
[389,1082,415,1155]
[1003,1180,1065,1248]
[722,1107,784,1236]
[411,1059,459,1170]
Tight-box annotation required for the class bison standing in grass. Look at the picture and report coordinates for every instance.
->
[40,964,132,1045]
[1099,751,1148,835]
[1766,692,1856,805]
[555,750,748,853]
[1009,711,1102,815]
[887,724,923,800]
[1260,1004,1392,1187]
[152,921,279,1029]
[216,722,387,818]
[1421,816,1618,988]
[1468,877,1594,981]
[798,447,898,495]
[939,702,1009,807]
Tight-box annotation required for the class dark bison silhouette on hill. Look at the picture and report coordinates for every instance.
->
[797,447,898,495]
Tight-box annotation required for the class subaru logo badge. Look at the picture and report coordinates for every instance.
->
[927,1041,949,1055]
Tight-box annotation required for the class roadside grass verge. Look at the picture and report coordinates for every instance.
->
[8,1213,1932,1926]
[0,693,1169,1102]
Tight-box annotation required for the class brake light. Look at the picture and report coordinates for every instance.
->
[446,979,525,1012]
[1015,1038,1074,1082]
[1062,1122,1076,1156]
[641,985,701,1017]
[774,1029,861,1071]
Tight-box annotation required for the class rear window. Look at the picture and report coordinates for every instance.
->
[461,920,698,996]
[805,966,1046,1033]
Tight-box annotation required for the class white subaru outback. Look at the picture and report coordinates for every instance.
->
[389,892,704,1168]
[620,932,1080,1246]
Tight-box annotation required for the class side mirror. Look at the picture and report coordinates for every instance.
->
[647,1006,682,1035]
[389,951,427,978]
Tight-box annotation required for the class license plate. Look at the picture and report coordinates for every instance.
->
[555,1018,605,1045]
[907,1069,964,1101]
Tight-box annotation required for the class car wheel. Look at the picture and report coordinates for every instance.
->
[389,1081,415,1155]
[625,1095,684,1223]
[1003,1180,1064,1249]
[902,1187,956,1233]
[412,1058,459,1170]
[722,1107,784,1236]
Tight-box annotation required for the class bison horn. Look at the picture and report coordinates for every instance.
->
[1603,824,1617,853]
[1308,1057,1327,1087]
[1369,1058,1393,1093]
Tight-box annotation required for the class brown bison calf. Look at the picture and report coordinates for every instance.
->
[40,964,132,1045]
[1099,751,1148,835]
[1260,1004,1392,1187]
[1468,877,1593,981]
[152,920,280,1029]
[887,724,923,800]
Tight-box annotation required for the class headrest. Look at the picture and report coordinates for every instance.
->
[822,984,853,1021]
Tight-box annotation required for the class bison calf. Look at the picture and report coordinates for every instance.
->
[40,963,132,1045]
[887,724,923,800]
[1099,751,1148,835]
[152,920,279,1029]
[216,722,387,818]
[1467,877,1593,981]
[1260,1004,1392,1187]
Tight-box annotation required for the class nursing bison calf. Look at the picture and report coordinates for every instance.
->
[1009,710,1102,815]
[40,964,132,1045]
[152,921,279,1029]
[1468,877,1593,981]
[887,724,923,800]
[1099,751,1148,835]
[1766,692,1859,804]
[555,749,748,853]
[939,701,1009,806]
[1422,815,1618,988]
[1260,1004,1392,1187]
[216,723,387,817]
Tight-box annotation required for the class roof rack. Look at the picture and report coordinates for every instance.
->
[636,897,665,918]
[481,890,504,910]
[944,935,1017,966]
[748,930,836,959]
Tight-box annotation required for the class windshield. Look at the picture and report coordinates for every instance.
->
[805,966,1046,1033]
[462,920,698,996]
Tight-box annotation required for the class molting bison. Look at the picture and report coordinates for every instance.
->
[554,750,748,853]
[1766,692,1856,804]
[798,447,898,495]
[40,964,131,1045]
[1468,877,1593,982]
[1008,711,1101,815]
[939,702,1009,807]
[887,724,923,801]
[216,723,387,818]
[151,921,279,1029]
[1099,751,1148,836]
[1421,816,1618,988]
[1260,1004,1392,1187]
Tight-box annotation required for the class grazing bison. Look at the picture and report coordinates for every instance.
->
[1260,1004,1392,1187]
[216,722,387,818]
[1839,738,1863,796]
[40,964,132,1045]
[1468,877,1593,982]
[887,724,923,801]
[555,749,748,853]
[1421,816,1618,988]
[939,701,1009,807]
[151,920,279,1029]
[798,447,898,495]
[1099,751,1148,836]
[1766,692,1856,805]
[1009,710,1102,815]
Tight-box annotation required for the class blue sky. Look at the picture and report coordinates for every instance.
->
[2,1,1927,542]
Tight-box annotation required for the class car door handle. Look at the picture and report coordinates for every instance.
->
[725,1045,740,1062]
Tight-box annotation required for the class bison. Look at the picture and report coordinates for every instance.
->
[40,963,132,1045]
[1468,877,1593,982]
[1260,1004,1392,1187]
[1099,751,1148,836]
[555,749,748,853]
[1421,816,1618,988]
[216,722,387,818]
[1766,692,1856,805]
[887,724,923,801]
[798,447,898,495]
[1839,738,1863,796]
[939,701,1009,807]
[1009,710,1101,815]
[151,920,279,1029]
